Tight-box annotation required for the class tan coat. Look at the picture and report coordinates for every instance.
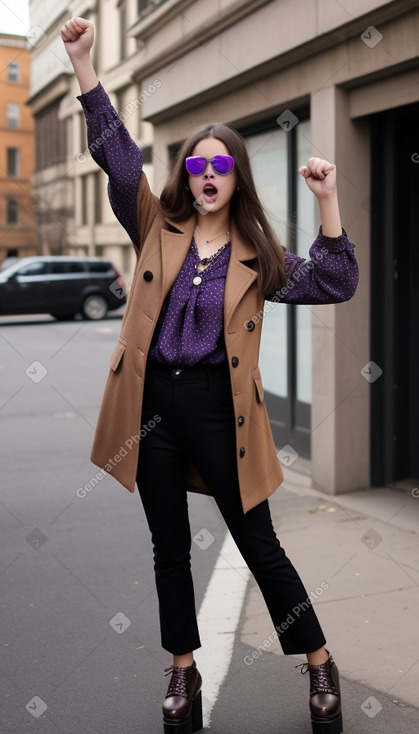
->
[90,172,285,514]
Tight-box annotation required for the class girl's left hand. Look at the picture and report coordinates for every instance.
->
[299,157,337,199]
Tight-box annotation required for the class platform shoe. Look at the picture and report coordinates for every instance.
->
[297,651,343,733]
[162,661,203,734]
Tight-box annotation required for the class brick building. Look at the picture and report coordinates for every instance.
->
[0,33,37,263]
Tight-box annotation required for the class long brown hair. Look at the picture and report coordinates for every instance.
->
[159,123,287,296]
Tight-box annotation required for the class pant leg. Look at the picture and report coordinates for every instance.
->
[137,366,201,655]
[213,496,326,654]
[176,365,327,655]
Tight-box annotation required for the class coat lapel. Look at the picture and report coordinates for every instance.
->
[160,215,258,330]
[160,216,195,298]
[224,223,258,331]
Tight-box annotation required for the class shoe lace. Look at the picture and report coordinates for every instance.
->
[164,665,194,699]
[296,659,339,697]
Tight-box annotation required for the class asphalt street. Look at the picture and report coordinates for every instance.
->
[1,313,418,733]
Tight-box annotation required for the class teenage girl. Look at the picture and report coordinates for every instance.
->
[62,16,358,734]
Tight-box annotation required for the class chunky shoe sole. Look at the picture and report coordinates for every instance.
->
[311,711,343,734]
[163,690,203,733]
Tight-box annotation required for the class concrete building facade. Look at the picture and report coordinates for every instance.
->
[30,0,419,495]
[28,0,76,255]
[127,0,419,497]
[0,33,37,262]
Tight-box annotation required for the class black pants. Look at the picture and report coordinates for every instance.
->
[137,358,326,656]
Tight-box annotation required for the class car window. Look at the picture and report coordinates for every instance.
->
[87,262,113,273]
[50,262,85,274]
[18,262,49,276]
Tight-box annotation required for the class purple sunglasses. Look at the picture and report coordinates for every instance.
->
[185,155,235,176]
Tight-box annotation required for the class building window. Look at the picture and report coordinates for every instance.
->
[137,0,168,15]
[6,199,19,225]
[295,119,315,406]
[142,146,153,164]
[243,114,314,455]
[81,176,88,225]
[35,103,67,171]
[80,111,88,156]
[7,103,19,128]
[94,171,102,224]
[246,127,289,398]
[7,147,19,177]
[114,88,125,119]
[120,1,127,61]
[8,62,19,82]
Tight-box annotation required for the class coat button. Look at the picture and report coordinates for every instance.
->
[238,416,244,426]
[239,446,245,458]
[246,320,255,331]
[231,356,239,368]
[143,270,153,281]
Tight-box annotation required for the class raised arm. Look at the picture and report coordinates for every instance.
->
[268,158,359,304]
[61,17,98,93]
[274,229,358,304]
[61,17,144,250]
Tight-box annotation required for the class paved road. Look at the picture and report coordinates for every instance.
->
[1,314,418,733]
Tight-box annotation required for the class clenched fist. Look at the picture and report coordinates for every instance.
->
[299,157,337,199]
[61,17,94,59]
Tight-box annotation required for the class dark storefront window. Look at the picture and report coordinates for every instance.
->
[370,103,419,486]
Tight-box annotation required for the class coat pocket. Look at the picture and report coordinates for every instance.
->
[109,339,127,372]
[252,365,264,402]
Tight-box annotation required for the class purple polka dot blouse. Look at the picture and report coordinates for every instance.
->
[77,83,359,366]
[149,239,231,365]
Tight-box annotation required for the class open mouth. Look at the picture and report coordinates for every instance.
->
[203,184,218,201]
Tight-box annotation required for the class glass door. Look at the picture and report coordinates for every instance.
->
[245,115,314,457]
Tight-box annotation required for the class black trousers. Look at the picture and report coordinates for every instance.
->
[136,358,326,656]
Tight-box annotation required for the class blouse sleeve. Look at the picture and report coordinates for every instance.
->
[77,82,143,251]
[267,227,359,304]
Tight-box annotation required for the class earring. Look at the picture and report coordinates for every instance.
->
[185,185,190,190]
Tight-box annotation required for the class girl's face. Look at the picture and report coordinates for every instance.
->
[188,137,237,216]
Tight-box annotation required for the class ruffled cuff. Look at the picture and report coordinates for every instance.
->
[316,225,354,253]
[76,81,108,114]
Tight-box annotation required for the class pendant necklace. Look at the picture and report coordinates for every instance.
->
[192,233,230,286]
[196,229,230,245]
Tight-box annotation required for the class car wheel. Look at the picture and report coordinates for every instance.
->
[51,314,76,321]
[81,294,108,320]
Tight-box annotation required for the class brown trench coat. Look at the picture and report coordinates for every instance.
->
[90,171,286,514]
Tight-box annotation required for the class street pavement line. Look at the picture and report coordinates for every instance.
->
[195,531,250,728]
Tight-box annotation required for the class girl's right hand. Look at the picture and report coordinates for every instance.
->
[61,17,94,59]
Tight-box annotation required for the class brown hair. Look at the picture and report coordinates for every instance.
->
[159,122,287,296]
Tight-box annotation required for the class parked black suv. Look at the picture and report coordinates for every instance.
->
[0,256,127,320]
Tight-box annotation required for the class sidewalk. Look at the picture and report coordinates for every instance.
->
[239,461,419,712]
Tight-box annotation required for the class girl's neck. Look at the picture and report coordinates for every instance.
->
[195,211,231,241]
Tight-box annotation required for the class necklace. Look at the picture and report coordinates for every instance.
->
[195,227,230,245]
[192,239,230,285]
